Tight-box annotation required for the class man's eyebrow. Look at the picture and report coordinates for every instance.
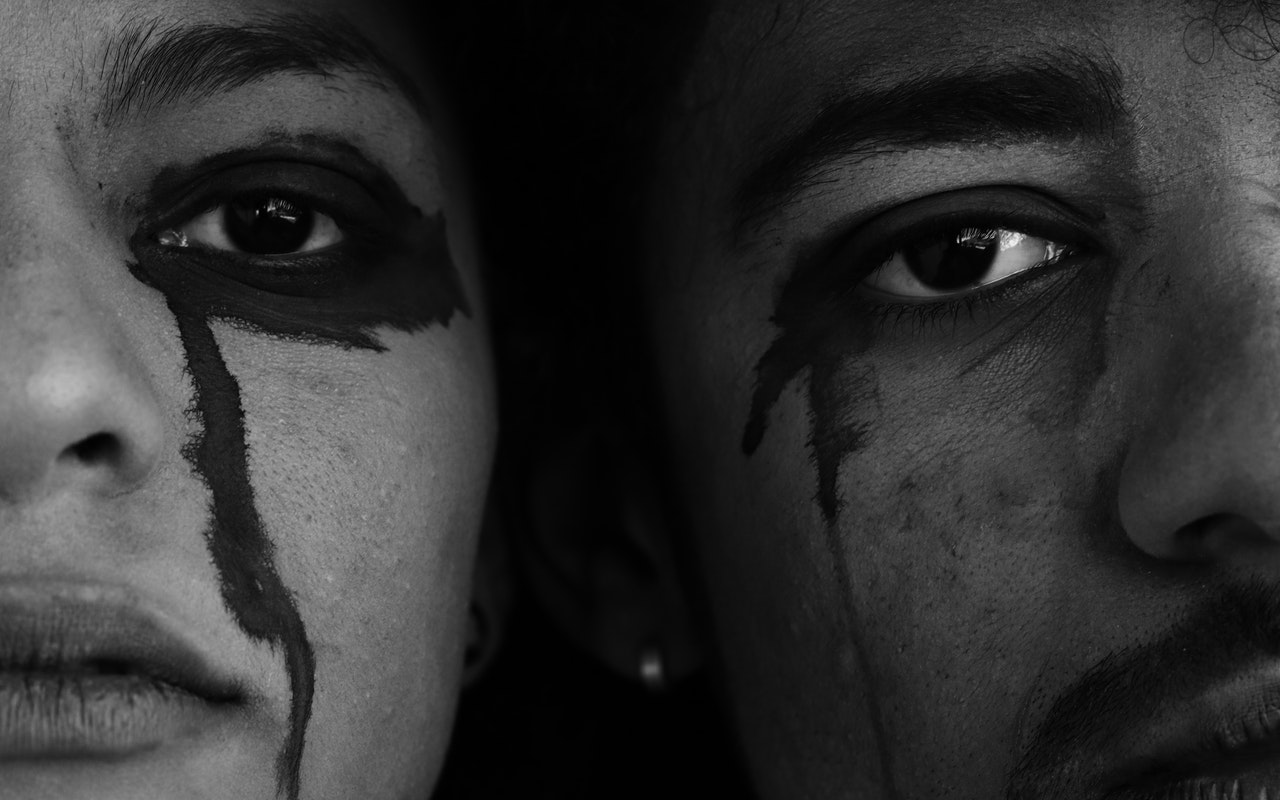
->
[732,49,1127,240]
[97,14,428,125]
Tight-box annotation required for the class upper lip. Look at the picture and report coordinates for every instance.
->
[0,579,241,703]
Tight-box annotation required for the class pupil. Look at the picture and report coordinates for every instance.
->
[225,197,314,255]
[903,228,997,290]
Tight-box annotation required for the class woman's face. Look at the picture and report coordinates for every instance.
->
[0,2,494,799]
[643,1,1280,798]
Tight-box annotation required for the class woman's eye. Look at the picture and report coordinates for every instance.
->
[158,196,344,256]
[860,226,1076,300]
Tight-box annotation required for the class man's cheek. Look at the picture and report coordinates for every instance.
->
[832,433,1104,790]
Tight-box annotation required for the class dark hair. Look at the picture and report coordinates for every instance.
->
[426,0,709,451]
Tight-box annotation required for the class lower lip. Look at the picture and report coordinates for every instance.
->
[0,671,215,758]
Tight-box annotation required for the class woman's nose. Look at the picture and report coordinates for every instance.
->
[0,257,165,504]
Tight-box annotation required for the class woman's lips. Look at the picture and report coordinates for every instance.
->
[0,580,243,759]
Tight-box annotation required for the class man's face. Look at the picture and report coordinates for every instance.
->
[644,1,1280,797]
[0,2,494,799]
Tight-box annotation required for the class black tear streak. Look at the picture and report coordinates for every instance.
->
[166,306,314,799]
[823,517,901,800]
[741,267,900,798]
[128,210,469,799]
[808,361,875,521]
[742,264,876,521]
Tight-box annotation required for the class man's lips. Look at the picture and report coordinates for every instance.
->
[1006,582,1280,800]
[0,580,243,758]
[1102,671,1280,798]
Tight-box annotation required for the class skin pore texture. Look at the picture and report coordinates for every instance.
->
[640,1,1280,799]
[0,2,494,799]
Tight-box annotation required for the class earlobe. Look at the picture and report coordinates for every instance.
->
[520,425,703,689]
[463,502,511,687]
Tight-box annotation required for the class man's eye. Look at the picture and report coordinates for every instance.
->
[860,226,1075,300]
[158,196,343,256]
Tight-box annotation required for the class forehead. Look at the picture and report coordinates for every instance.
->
[659,0,1277,247]
[0,0,431,112]
[690,0,1177,89]
[0,0,448,212]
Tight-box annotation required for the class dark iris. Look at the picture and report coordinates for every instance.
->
[902,228,998,290]
[225,196,314,254]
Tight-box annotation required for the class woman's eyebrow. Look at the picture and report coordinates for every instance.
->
[731,48,1129,241]
[95,13,429,126]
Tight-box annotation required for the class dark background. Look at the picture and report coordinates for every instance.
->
[425,2,757,797]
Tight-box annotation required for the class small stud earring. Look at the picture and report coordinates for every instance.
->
[638,642,666,692]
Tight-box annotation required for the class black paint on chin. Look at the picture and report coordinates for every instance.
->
[128,210,469,799]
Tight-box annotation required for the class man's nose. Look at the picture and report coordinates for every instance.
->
[0,231,165,504]
[1118,193,1280,561]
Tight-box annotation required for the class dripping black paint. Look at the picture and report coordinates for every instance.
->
[128,209,467,799]
[742,253,879,523]
[738,254,900,799]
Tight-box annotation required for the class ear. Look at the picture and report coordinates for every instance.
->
[463,500,512,687]
[521,425,702,689]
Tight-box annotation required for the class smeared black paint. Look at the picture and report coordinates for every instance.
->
[129,202,468,798]
[134,210,468,350]
[742,259,880,521]
[741,258,900,798]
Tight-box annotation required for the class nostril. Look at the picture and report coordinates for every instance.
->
[1174,513,1272,559]
[66,432,122,466]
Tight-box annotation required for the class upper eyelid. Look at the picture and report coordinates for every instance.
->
[825,186,1105,280]
[135,137,419,232]
[151,166,369,221]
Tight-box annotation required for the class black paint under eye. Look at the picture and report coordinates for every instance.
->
[226,196,314,254]
[127,141,471,800]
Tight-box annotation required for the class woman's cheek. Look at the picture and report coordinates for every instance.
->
[215,321,494,796]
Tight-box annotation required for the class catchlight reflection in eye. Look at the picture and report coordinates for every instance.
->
[862,226,1074,300]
